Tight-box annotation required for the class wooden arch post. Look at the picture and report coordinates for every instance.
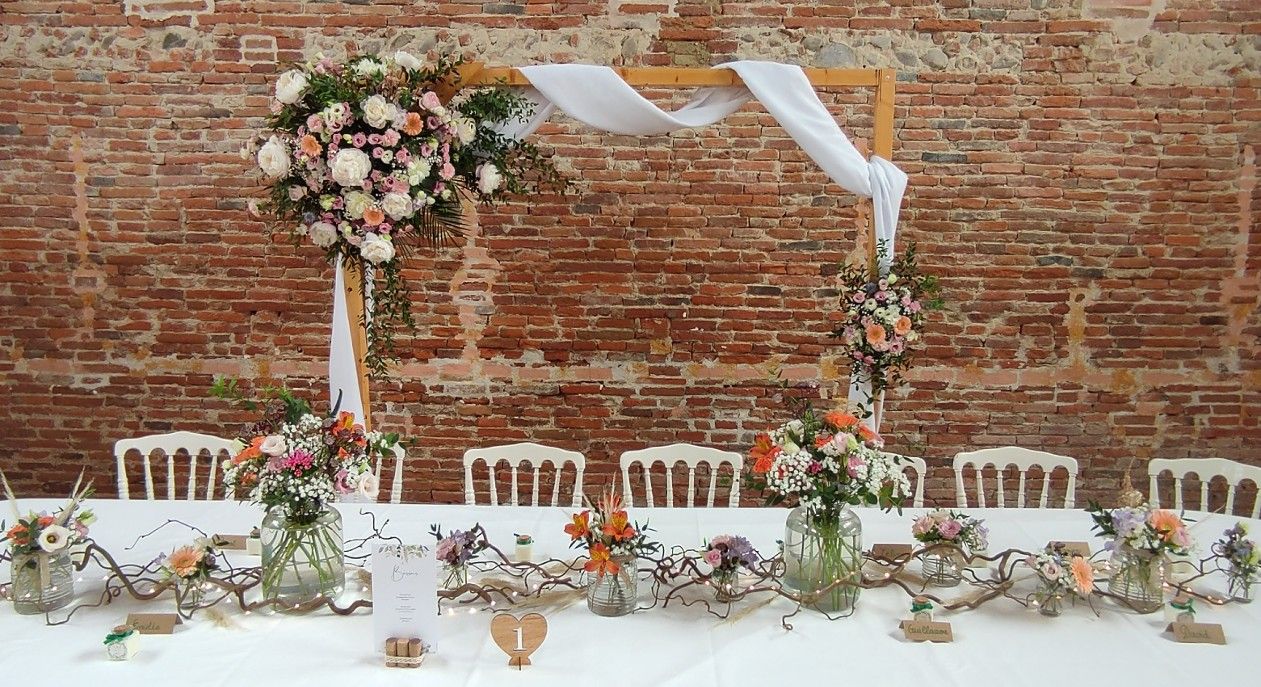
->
[342,65,898,425]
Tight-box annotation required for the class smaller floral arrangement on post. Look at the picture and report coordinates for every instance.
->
[1025,543,1095,598]
[564,488,659,578]
[1213,522,1258,598]
[157,540,220,584]
[1086,502,1194,557]
[1,471,95,558]
[703,535,760,575]
[911,509,989,553]
[833,243,941,398]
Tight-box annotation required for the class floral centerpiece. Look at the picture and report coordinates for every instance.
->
[564,488,659,616]
[1024,543,1095,616]
[248,51,565,376]
[911,509,988,587]
[1087,502,1193,613]
[215,377,401,605]
[833,244,940,404]
[1,471,93,614]
[703,535,759,602]
[1214,522,1258,601]
[747,405,908,612]
[431,526,485,590]
[157,540,220,611]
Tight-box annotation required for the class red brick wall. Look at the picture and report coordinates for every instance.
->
[1,1,1258,509]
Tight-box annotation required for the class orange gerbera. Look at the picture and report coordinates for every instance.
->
[1069,555,1094,595]
[893,316,913,336]
[602,510,635,542]
[299,134,321,158]
[362,206,385,226]
[1147,509,1185,541]
[750,433,780,474]
[402,111,424,136]
[865,323,887,347]
[233,436,265,465]
[564,511,590,541]
[584,542,620,578]
[167,545,203,579]
[823,410,861,430]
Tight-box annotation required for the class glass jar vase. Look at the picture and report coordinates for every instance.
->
[1034,582,1064,617]
[440,563,469,591]
[711,569,740,603]
[10,550,74,615]
[260,507,345,607]
[782,505,863,614]
[587,556,638,616]
[1227,571,1254,603]
[177,579,205,613]
[1106,545,1164,614]
[920,546,963,587]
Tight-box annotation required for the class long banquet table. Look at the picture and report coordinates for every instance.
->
[1,499,1255,686]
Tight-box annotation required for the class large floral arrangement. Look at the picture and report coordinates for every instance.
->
[1086,502,1193,557]
[747,406,909,522]
[1024,543,1095,598]
[214,377,400,524]
[833,244,940,400]
[564,488,659,578]
[248,51,565,375]
[1,472,94,558]
[911,509,989,552]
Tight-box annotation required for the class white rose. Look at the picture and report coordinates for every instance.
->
[356,472,380,501]
[406,159,432,185]
[393,50,422,70]
[274,69,308,104]
[331,148,372,187]
[343,191,372,219]
[259,435,287,457]
[380,192,413,221]
[38,524,72,553]
[360,232,395,265]
[455,116,477,145]
[361,94,399,129]
[353,58,386,78]
[476,163,503,194]
[256,136,290,178]
[309,221,338,248]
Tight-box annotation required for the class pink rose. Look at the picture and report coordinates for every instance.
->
[333,469,355,494]
[440,163,455,180]
[846,454,865,478]
[420,91,442,110]
[703,549,722,568]
[911,516,934,537]
[937,519,963,540]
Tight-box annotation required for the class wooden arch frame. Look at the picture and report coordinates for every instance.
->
[345,65,899,429]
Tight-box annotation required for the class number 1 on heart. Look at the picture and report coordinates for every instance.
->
[513,626,524,652]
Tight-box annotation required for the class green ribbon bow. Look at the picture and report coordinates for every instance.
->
[104,628,135,645]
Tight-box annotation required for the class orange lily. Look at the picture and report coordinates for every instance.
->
[602,510,635,541]
[750,433,779,474]
[232,436,265,465]
[584,543,620,578]
[564,511,590,541]
[5,523,29,546]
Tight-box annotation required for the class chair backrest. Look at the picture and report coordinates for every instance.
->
[1148,457,1261,518]
[619,443,744,508]
[952,447,1079,509]
[462,442,586,507]
[884,452,926,509]
[375,443,406,505]
[114,431,239,500]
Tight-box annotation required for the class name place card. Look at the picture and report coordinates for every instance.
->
[372,543,439,653]
[900,619,954,643]
[1168,622,1226,645]
[126,613,182,634]
[1047,541,1092,558]
[212,534,248,550]
[870,543,914,561]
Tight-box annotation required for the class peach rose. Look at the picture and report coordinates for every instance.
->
[893,316,913,336]
[865,323,887,347]
[362,206,385,226]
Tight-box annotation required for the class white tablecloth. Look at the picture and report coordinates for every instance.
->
[1,499,1254,686]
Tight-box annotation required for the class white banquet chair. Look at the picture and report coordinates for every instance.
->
[619,443,743,508]
[462,442,586,507]
[952,447,1078,509]
[883,452,927,509]
[113,431,239,500]
[1148,457,1261,518]
[375,443,407,505]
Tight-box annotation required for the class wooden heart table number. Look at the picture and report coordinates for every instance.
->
[490,612,548,669]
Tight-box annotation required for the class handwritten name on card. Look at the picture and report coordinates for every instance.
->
[870,543,914,561]
[213,534,248,550]
[372,544,438,653]
[1047,541,1092,558]
[126,613,182,634]
[1169,622,1227,645]
[900,619,954,643]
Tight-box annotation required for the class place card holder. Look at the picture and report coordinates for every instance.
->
[384,637,425,668]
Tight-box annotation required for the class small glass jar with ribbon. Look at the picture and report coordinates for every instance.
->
[104,624,140,661]
[911,595,934,622]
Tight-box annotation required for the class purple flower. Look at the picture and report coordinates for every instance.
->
[1111,509,1145,538]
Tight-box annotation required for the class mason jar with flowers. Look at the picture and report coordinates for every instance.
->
[564,488,659,617]
[1213,522,1258,602]
[1023,543,1095,617]
[703,535,760,603]
[157,540,220,613]
[1,472,93,615]
[1087,502,1193,614]
[911,509,988,588]
[432,526,484,591]
[748,406,909,614]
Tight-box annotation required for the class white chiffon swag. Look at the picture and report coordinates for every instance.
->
[330,62,908,427]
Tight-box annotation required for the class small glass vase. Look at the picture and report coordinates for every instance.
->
[177,580,205,613]
[10,550,74,615]
[260,507,345,607]
[587,556,638,617]
[1227,571,1255,603]
[711,568,740,603]
[920,547,963,587]
[1035,583,1064,617]
[441,563,469,591]
[1106,545,1164,614]
[782,505,863,613]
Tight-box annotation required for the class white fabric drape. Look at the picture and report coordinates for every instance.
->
[329,256,366,423]
[330,61,907,429]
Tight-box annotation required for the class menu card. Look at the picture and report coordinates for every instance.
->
[372,543,439,652]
